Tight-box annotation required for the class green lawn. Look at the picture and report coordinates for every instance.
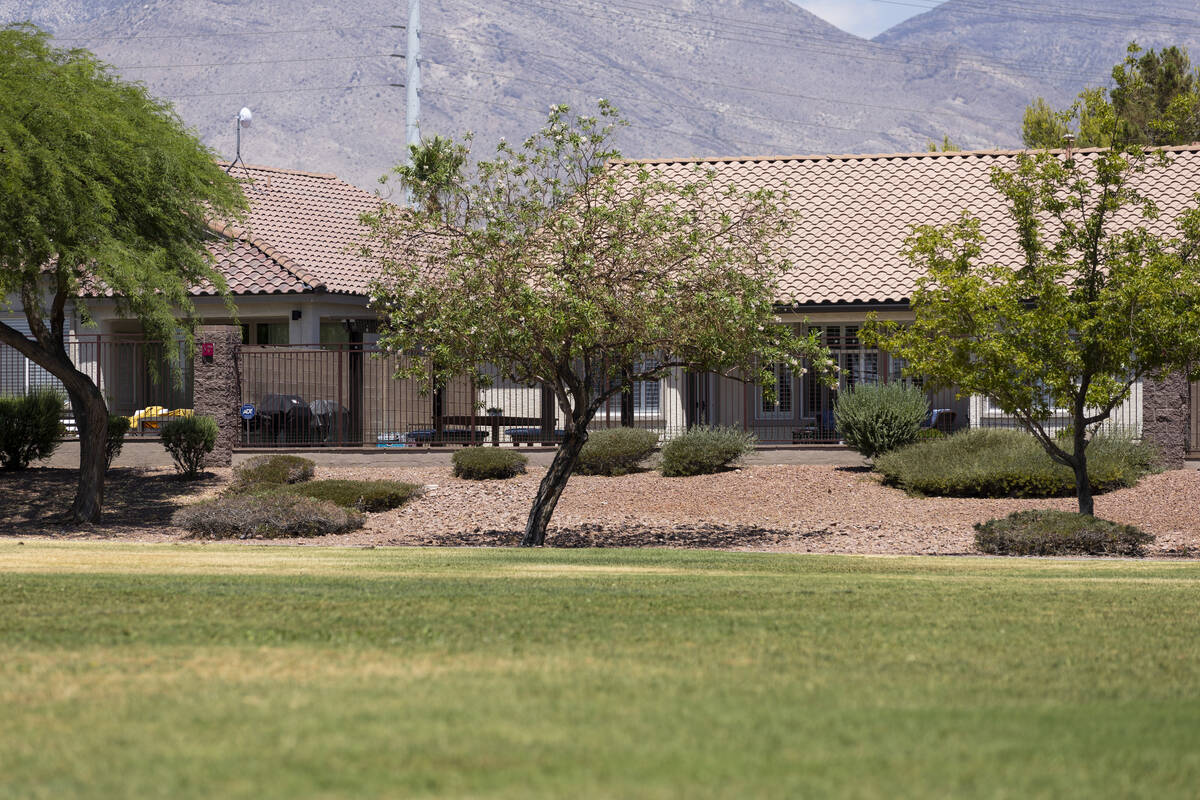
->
[2,543,1199,799]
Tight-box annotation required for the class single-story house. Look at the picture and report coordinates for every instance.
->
[3,148,1199,456]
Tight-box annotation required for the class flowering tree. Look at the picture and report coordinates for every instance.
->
[364,102,831,545]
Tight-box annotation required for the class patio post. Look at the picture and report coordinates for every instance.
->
[193,325,241,467]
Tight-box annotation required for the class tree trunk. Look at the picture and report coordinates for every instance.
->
[1072,455,1094,517]
[520,427,589,546]
[63,369,109,523]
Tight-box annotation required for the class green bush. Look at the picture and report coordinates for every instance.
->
[0,389,66,470]
[452,447,528,480]
[974,510,1153,557]
[833,382,930,459]
[874,428,1157,498]
[660,426,756,477]
[161,415,219,479]
[173,492,363,539]
[577,428,658,476]
[106,415,131,469]
[232,454,315,488]
[281,479,421,512]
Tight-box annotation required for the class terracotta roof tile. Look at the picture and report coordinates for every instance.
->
[194,236,315,296]
[216,163,383,296]
[625,145,1200,306]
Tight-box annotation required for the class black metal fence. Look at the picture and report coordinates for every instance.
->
[234,345,995,448]
[0,335,193,437]
[236,345,689,447]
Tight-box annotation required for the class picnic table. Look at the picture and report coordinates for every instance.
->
[435,414,549,447]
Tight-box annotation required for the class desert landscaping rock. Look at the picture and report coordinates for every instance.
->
[3,463,1198,557]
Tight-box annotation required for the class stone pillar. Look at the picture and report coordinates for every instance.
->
[1141,371,1190,470]
[193,325,242,467]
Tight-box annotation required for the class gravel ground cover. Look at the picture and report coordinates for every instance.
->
[3,463,1199,556]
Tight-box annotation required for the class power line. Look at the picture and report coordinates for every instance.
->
[167,82,402,99]
[114,52,398,71]
[54,23,402,42]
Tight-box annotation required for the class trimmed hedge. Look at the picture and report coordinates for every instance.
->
[577,428,658,476]
[0,389,65,470]
[281,479,421,512]
[833,382,930,459]
[232,454,315,488]
[106,415,131,469]
[161,415,219,479]
[874,428,1156,498]
[452,447,528,480]
[974,510,1153,557]
[660,426,756,477]
[173,492,364,539]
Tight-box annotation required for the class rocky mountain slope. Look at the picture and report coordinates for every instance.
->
[2,0,1194,189]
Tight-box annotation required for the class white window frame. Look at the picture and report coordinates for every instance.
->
[756,362,794,420]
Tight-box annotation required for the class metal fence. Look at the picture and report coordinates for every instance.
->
[234,345,994,448]
[0,335,192,436]
[236,344,694,448]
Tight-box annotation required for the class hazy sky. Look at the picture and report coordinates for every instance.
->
[792,0,938,38]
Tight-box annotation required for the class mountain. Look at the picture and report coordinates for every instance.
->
[2,1,1195,189]
[875,0,1200,104]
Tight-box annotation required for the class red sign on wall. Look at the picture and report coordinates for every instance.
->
[200,342,215,358]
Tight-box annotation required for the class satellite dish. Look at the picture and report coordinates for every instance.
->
[238,107,253,128]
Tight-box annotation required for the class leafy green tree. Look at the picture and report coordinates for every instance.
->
[866,145,1200,516]
[926,135,961,152]
[0,25,245,521]
[1022,43,1200,149]
[388,133,466,213]
[364,102,832,545]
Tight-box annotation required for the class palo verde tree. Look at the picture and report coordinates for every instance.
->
[363,102,832,545]
[0,24,246,521]
[1023,42,1200,149]
[866,145,1200,516]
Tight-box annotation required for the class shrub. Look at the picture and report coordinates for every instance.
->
[833,382,930,459]
[452,447,528,480]
[232,454,315,488]
[173,492,363,539]
[974,510,1153,557]
[577,428,658,476]
[0,389,66,470]
[660,425,756,477]
[105,415,131,469]
[161,415,219,479]
[874,428,1157,498]
[281,479,421,512]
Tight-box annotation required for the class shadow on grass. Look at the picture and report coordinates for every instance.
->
[407,522,827,549]
[0,467,221,536]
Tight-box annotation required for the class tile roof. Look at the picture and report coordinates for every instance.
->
[626,145,1200,306]
[213,163,384,296]
[195,234,316,296]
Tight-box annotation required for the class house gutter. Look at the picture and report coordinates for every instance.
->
[774,300,912,314]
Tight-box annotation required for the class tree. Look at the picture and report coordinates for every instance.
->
[1022,43,1200,149]
[865,145,1200,516]
[0,25,246,521]
[926,135,961,152]
[363,102,832,545]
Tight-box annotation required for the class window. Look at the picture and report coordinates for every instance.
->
[254,322,289,345]
[604,360,662,417]
[756,362,793,419]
